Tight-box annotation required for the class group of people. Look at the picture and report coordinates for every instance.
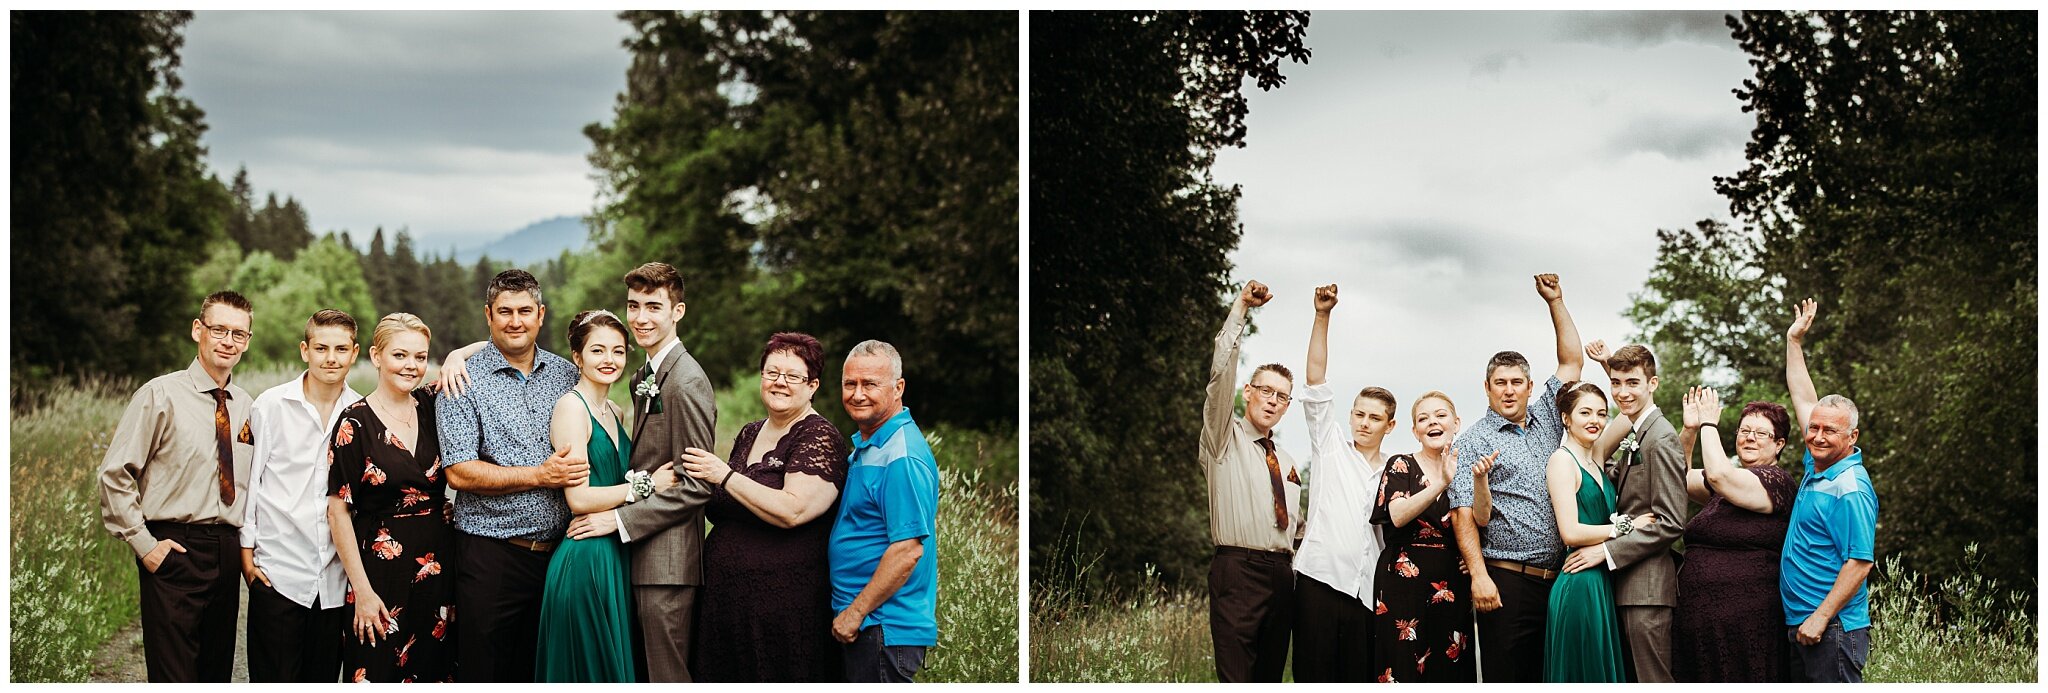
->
[1201,274,1879,684]
[97,263,942,683]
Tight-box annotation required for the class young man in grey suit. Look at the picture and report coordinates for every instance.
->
[564,262,716,682]
[1563,342,1688,682]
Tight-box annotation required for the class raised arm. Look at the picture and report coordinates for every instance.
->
[1305,284,1336,387]
[1537,273,1584,383]
[1201,281,1268,462]
[1583,340,1631,464]
[1679,386,1711,504]
[1785,298,1820,429]
[1693,388,1773,513]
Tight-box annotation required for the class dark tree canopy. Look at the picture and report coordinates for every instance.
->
[1030,11,1310,593]
[1631,11,2035,596]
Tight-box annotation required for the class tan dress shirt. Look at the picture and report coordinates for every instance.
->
[1199,300,1301,553]
[98,359,255,558]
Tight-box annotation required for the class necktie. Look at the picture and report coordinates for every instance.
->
[1255,437,1288,531]
[211,388,235,506]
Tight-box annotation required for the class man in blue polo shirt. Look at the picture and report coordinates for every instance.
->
[828,339,939,683]
[1780,298,1878,683]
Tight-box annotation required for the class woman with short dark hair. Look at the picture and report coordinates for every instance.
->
[1672,388,1798,682]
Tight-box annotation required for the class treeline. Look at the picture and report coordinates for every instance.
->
[1629,11,2036,598]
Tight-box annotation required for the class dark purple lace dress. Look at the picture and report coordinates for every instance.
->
[1674,463,1796,682]
[692,413,849,682]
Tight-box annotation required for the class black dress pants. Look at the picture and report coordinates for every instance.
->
[246,578,348,682]
[1474,567,1555,683]
[1290,573,1375,682]
[136,522,240,682]
[1208,546,1295,683]
[455,532,551,682]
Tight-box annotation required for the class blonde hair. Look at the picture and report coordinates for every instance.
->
[371,312,432,353]
[1412,390,1458,419]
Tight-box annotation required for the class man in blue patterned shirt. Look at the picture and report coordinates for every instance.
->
[438,269,588,681]
[1448,273,1584,683]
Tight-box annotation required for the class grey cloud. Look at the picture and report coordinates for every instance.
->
[1606,114,1750,160]
[1556,11,1736,48]
[1470,50,1527,78]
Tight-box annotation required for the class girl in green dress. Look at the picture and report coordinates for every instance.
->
[1541,382,1657,682]
[534,311,677,682]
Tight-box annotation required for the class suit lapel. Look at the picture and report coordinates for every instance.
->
[632,346,686,446]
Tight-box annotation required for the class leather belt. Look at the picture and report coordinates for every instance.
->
[1485,558,1559,581]
[507,537,557,553]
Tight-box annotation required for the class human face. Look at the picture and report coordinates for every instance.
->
[1608,366,1657,418]
[759,350,819,417]
[299,325,357,387]
[841,354,904,434]
[1562,393,1607,446]
[370,331,429,397]
[1804,405,1859,465]
[624,287,684,352]
[573,326,630,387]
[1349,396,1395,451]
[1411,397,1460,454]
[192,304,252,377]
[1241,371,1292,434]
[1486,365,1535,424]
[486,291,545,355]
[1733,413,1787,465]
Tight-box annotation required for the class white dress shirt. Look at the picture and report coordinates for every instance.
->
[1294,382,1387,604]
[239,372,362,609]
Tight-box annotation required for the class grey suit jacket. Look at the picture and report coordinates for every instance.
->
[1603,412,1687,607]
[616,343,717,586]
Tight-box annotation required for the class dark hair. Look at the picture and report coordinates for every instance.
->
[1608,344,1658,378]
[1556,380,1609,421]
[486,269,543,307]
[623,262,686,305]
[1741,400,1792,446]
[201,290,253,318]
[304,309,358,342]
[567,310,628,355]
[760,332,825,382]
[1355,386,1397,417]
[1251,362,1293,385]
[1485,350,1531,381]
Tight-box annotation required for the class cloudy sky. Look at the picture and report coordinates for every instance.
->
[1208,11,1755,458]
[181,11,633,254]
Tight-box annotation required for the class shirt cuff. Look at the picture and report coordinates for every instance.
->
[126,531,160,559]
[1604,541,1617,570]
[614,509,632,542]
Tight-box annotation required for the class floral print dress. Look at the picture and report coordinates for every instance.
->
[327,389,456,683]
[1369,454,1476,682]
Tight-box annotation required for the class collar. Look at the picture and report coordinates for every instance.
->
[184,358,233,394]
[851,407,915,451]
[1480,407,1524,433]
[647,338,682,376]
[1804,446,1865,480]
[285,370,364,408]
[1629,405,1661,433]
[473,342,552,375]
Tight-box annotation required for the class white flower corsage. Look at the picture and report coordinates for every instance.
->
[634,373,662,414]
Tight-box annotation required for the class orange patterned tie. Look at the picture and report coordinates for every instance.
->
[211,388,235,506]
[1256,437,1288,530]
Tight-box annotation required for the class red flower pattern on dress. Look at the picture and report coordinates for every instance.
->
[371,528,403,559]
[1395,552,1420,578]
[382,606,405,635]
[387,431,408,452]
[352,668,368,683]
[1379,668,1397,683]
[396,634,416,667]
[1416,649,1431,675]
[400,487,431,508]
[1374,599,1388,615]
[362,460,386,486]
[1390,458,1410,474]
[413,552,441,582]
[336,419,355,446]
[424,456,441,480]
[338,483,352,503]
[1395,618,1419,641]
[1417,522,1442,539]
[432,605,453,640]
[1446,631,1466,661]
[1429,581,1456,604]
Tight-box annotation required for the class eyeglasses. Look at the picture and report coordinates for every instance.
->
[1735,427,1776,441]
[1250,384,1292,405]
[201,321,252,344]
[761,370,812,385]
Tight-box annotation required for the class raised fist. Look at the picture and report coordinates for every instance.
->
[1534,273,1563,302]
[1585,339,1610,365]
[1240,280,1273,308]
[1313,284,1338,312]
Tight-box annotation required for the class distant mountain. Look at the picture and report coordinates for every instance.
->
[456,215,591,265]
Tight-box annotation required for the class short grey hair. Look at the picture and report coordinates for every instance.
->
[845,339,903,380]
[1816,394,1860,430]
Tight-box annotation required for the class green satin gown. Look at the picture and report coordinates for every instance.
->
[535,392,640,683]
[1542,450,1628,683]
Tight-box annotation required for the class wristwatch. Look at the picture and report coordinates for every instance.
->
[625,470,654,503]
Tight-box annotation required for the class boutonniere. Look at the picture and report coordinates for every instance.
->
[1620,434,1641,464]
[634,373,663,414]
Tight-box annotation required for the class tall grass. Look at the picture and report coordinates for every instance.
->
[1865,545,2037,682]
[1030,534,1213,682]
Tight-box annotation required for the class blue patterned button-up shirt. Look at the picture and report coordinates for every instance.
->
[438,343,579,541]
[1450,375,1567,568]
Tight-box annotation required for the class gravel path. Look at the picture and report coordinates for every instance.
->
[89,584,251,683]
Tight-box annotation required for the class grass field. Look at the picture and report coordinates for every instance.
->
[1030,546,2037,682]
[11,364,1019,682]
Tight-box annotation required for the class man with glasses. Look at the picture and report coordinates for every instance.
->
[98,291,259,682]
[1200,279,1302,682]
[1779,298,1877,682]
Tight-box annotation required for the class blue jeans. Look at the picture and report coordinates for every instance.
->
[843,625,926,683]
[1787,620,1869,683]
